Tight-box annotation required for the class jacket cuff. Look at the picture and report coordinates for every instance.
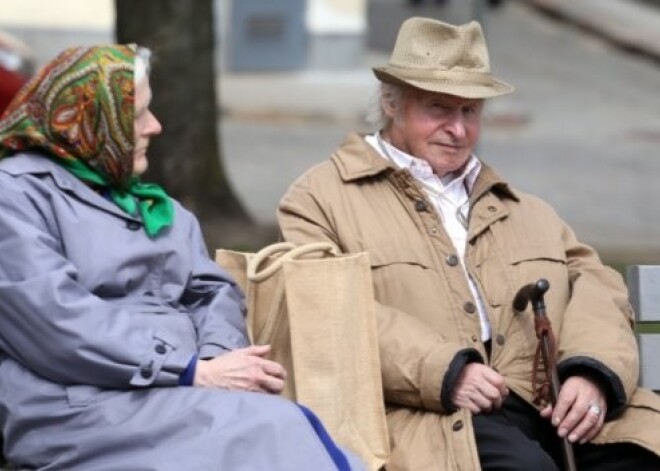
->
[440,348,484,413]
[178,354,198,386]
[129,331,197,387]
[558,355,627,419]
[198,344,231,360]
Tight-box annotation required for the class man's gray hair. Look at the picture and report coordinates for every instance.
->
[365,82,405,131]
[134,46,152,84]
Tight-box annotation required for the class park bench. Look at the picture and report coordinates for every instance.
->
[0,264,658,469]
[627,265,660,391]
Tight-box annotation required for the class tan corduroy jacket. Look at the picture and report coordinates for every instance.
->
[278,133,660,470]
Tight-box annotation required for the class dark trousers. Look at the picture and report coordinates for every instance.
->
[472,393,660,471]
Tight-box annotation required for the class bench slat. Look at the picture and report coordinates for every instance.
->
[627,265,660,390]
[627,265,660,322]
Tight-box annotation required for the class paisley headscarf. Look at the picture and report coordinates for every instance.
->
[0,44,173,237]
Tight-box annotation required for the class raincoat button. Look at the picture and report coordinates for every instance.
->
[487,205,497,212]
[446,255,459,266]
[452,420,464,431]
[126,220,141,231]
[471,335,478,342]
[140,365,153,379]
[463,302,476,314]
[496,334,506,346]
[155,344,167,355]
[414,199,428,212]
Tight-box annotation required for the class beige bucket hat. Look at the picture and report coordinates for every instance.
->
[373,17,514,99]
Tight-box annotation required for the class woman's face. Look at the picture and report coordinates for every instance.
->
[133,78,162,176]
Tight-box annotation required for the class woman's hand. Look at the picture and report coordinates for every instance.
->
[193,344,286,394]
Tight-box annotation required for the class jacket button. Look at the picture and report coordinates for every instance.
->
[446,255,459,266]
[452,420,464,431]
[414,199,428,212]
[155,344,167,355]
[126,220,141,231]
[471,335,478,342]
[463,302,476,314]
[496,334,506,346]
[487,205,497,213]
[140,364,154,379]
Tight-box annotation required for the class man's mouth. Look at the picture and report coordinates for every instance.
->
[435,142,464,150]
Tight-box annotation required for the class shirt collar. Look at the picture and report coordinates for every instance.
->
[367,132,482,194]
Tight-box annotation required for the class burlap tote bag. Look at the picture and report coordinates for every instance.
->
[216,242,390,471]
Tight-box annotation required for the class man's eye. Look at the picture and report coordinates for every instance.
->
[430,102,450,112]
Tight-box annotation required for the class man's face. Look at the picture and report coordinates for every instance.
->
[382,87,483,177]
[133,78,162,176]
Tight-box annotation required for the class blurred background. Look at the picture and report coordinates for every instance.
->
[1,0,659,269]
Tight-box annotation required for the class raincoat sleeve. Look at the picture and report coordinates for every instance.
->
[557,220,638,418]
[179,214,250,360]
[278,178,480,414]
[0,178,195,389]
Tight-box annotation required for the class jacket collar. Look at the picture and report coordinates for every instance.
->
[0,152,140,221]
[331,132,519,203]
[471,162,519,203]
[331,132,396,181]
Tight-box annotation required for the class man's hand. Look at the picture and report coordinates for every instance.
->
[452,363,509,414]
[193,344,286,394]
[539,375,606,444]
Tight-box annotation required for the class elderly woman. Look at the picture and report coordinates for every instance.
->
[0,45,361,470]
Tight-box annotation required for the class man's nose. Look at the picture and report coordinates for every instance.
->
[445,112,467,138]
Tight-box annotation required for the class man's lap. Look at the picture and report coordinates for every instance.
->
[472,393,660,471]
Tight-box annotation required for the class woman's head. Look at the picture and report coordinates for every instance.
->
[0,44,159,185]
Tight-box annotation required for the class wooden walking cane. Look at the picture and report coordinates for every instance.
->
[514,279,578,471]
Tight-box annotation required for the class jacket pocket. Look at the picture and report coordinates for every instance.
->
[508,243,567,265]
[473,242,566,310]
[507,243,569,305]
[365,241,433,270]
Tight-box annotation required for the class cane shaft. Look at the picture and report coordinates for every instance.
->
[540,334,577,471]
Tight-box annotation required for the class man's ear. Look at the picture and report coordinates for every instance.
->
[381,94,396,119]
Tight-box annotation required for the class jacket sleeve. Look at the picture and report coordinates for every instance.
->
[179,215,250,360]
[556,221,638,418]
[278,177,481,413]
[0,182,196,389]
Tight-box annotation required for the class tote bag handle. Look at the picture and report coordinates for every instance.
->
[247,242,337,282]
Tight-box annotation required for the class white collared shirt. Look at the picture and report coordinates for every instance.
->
[365,132,492,341]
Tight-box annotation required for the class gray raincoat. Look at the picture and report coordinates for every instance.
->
[0,153,359,470]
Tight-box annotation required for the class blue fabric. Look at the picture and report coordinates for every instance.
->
[297,404,352,471]
[178,355,198,386]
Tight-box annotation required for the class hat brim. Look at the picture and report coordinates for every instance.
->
[373,66,514,99]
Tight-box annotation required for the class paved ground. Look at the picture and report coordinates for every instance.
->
[220,0,660,263]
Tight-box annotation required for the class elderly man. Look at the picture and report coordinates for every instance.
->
[278,17,660,470]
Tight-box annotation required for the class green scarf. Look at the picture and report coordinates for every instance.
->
[59,158,173,238]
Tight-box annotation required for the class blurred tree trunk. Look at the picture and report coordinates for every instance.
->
[115,0,259,249]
